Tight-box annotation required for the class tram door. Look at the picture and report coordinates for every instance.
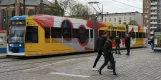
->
[0,31,7,53]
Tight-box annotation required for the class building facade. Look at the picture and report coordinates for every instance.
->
[143,0,151,39]
[0,0,64,30]
[143,0,151,28]
[97,11,143,26]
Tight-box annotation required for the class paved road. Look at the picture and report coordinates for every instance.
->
[0,47,161,80]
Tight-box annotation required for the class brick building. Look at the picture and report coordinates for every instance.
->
[0,0,63,30]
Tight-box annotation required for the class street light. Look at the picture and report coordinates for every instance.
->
[88,1,103,22]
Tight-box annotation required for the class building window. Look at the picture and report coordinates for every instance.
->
[129,17,132,21]
[28,9,35,16]
[105,18,107,22]
[1,9,7,30]
[124,17,126,21]
[12,10,15,17]
[109,18,111,21]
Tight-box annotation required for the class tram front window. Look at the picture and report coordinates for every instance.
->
[8,25,25,43]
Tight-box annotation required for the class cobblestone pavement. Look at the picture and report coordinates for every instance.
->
[0,48,161,80]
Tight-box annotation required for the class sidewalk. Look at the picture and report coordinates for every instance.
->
[0,53,6,59]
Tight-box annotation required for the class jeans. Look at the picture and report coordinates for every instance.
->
[151,43,154,50]
[115,44,120,54]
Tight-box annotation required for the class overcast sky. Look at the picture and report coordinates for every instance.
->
[79,0,143,13]
[49,0,143,14]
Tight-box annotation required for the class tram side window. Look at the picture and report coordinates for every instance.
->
[62,20,72,38]
[73,29,78,38]
[143,33,145,38]
[25,26,38,43]
[86,29,89,38]
[78,27,89,44]
[132,32,136,38]
[51,27,61,38]
[90,29,93,38]
[117,31,121,38]
[136,32,139,38]
[45,27,50,38]
[112,31,116,38]
[139,32,142,38]
[121,32,125,38]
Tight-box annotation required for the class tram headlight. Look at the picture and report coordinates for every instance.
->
[19,44,22,47]
[9,44,13,47]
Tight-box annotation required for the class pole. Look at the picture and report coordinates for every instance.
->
[101,5,103,22]
[94,14,98,51]
[40,0,44,14]
[23,0,25,15]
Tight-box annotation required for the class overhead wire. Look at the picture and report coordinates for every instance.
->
[112,0,142,10]
[126,0,142,5]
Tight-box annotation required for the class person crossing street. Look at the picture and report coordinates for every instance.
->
[92,32,108,71]
[98,36,117,75]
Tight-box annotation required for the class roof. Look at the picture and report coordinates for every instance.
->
[0,0,52,6]
[103,11,141,16]
[10,15,26,21]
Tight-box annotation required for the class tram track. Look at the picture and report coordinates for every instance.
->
[0,48,146,74]
[0,53,95,74]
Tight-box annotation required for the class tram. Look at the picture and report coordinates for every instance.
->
[7,15,106,56]
[7,14,148,57]
[99,23,148,48]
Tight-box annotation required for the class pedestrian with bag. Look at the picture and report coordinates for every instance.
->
[98,36,117,75]
[92,32,108,71]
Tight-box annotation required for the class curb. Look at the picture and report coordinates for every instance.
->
[0,54,7,59]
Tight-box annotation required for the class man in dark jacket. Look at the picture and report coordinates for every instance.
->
[98,36,117,75]
[115,36,121,54]
[125,34,131,55]
[92,32,108,71]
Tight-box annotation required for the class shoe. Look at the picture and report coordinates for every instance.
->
[118,52,121,55]
[126,54,129,55]
[98,70,102,75]
[92,68,98,71]
[113,73,117,75]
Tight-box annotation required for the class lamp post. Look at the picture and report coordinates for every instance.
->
[88,1,104,51]
[88,1,103,22]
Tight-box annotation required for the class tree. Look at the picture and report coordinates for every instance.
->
[70,3,90,20]
[128,20,138,25]
[45,0,64,16]
[59,0,76,15]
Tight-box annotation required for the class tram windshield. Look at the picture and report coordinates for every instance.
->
[8,25,25,43]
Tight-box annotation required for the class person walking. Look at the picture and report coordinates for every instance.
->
[125,34,131,55]
[150,37,154,50]
[98,36,117,75]
[92,32,108,71]
[115,36,121,54]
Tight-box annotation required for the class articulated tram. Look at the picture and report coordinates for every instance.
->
[7,15,148,57]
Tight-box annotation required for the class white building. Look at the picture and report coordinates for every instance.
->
[97,11,143,26]
[150,0,161,32]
